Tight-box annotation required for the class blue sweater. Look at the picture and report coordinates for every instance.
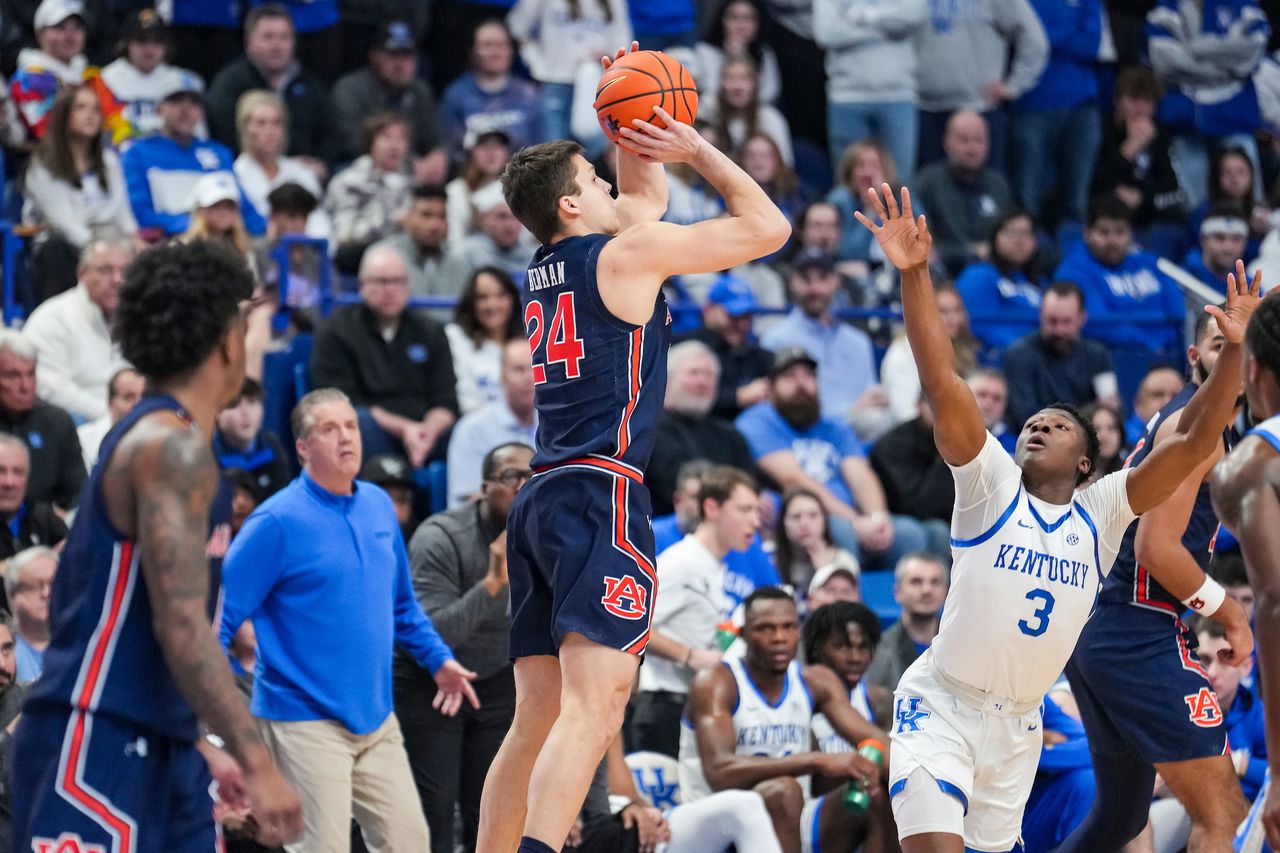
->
[247,0,338,32]
[1013,0,1101,112]
[167,0,241,28]
[1224,684,1269,800]
[955,261,1042,350]
[219,472,455,734]
[1054,241,1185,352]
[121,134,266,237]
[630,0,696,35]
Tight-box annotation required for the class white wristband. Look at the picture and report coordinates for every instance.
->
[1182,576,1227,616]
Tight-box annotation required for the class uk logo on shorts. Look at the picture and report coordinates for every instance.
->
[601,575,648,620]
[1184,687,1223,728]
[31,835,107,853]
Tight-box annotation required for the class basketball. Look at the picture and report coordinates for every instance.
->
[593,50,698,144]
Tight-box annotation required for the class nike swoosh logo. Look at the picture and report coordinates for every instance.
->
[1028,724,1039,731]
[1017,520,1033,529]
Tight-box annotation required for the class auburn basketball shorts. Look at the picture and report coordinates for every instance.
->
[507,456,658,659]
[1067,600,1227,764]
[13,705,218,852]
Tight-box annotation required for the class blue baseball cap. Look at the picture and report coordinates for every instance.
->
[707,274,759,317]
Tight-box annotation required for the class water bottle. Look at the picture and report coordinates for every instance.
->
[842,738,886,815]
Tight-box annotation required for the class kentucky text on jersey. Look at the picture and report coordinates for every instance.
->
[993,544,1093,589]
[527,260,566,292]
[736,723,809,749]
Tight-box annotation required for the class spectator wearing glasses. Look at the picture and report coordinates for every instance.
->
[310,246,459,468]
[397,441,534,853]
[7,545,57,682]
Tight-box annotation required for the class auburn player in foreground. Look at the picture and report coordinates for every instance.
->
[475,47,790,853]
[13,241,302,850]
[857,184,1257,853]
[1212,292,1280,853]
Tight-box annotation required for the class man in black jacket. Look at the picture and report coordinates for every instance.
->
[678,275,773,420]
[0,434,65,613]
[310,246,459,467]
[206,3,333,165]
[645,341,756,516]
[869,396,954,557]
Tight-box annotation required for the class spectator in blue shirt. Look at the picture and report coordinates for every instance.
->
[1003,281,1120,430]
[1020,691,1096,853]
[1010,0,1103,227]
[629,0,697,50]
[1183,206,1250,295]
[1053,194,1185,352]
[1123,363,1185,446]
[219,388,479,851]
[439,20,541,163]
[956,208,1044,351]
[735,347,929,570]
[761,248,889,440]
[121,72,266,238]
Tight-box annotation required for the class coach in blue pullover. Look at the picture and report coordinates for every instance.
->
[220,387,478,849]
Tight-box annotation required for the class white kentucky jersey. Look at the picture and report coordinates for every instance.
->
[812,681,876,754]
[678,657,814,802]
[931,432,1136,707]
[1246,413,1280,455]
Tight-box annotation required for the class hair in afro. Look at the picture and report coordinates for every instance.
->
[113,240,255,383]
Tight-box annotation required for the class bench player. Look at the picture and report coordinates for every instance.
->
[475,45,792,853]
[12,242,303,849]
[1211,293,1280,853]
[679,587,892,853]
[856,184,1258,853]
[1061,300,1256,852]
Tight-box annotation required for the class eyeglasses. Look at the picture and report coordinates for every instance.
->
[363,276,410,289]
[490,467,533,487]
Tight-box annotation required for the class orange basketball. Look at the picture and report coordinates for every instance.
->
[593,50,698,144]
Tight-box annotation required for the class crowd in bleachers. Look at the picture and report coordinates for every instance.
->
[0,0,1279,850]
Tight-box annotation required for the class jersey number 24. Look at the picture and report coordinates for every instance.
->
[525,292,585,385]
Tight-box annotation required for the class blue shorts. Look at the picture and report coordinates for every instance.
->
[1066,600,1227,764]
[12,705,217,852]
[507,456,657,658]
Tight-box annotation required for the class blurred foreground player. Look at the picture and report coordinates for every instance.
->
[13,241,303,849]
[1211,293,1280,853]
[476,44,791,853]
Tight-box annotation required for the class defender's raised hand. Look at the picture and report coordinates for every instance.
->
[1204,260,1262,344]
[854,183,931,272]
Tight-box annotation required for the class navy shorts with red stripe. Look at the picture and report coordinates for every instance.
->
[13,705,218,853]
[506,456,658,659]
[1065,600,1227,764]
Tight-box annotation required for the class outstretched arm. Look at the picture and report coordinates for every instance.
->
[1127,263,1260,515]
[856,184,986,466]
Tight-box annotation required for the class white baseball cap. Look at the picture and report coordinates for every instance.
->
[156,70,205,102]
[192,173,240,209]
[471,181,507,215]
[34,0,84,29]
[808,561,861,598]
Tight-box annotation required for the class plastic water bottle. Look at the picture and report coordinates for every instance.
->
[842,738,886,815]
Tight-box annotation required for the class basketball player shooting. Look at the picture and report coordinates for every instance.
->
[1211,293,1280,852]
[476,44,791,853]
[856,184,1258,853]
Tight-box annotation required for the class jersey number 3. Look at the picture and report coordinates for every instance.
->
[1018,589,1055,637]
[525,292,586,385]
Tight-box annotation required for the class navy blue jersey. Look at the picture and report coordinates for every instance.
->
[25,395,232,742]
[522,233,671,471]
[1102,383,1236,611]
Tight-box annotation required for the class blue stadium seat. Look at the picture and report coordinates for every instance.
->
[415,461,448,516]
[860,570,901,630]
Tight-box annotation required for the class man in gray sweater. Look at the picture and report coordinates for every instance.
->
[394,441,534,853]
[914,0,1048,172]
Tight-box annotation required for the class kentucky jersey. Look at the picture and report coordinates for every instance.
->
[933,433,1136,706]
[678,657,814,802]
[813,682,877,754]
[1103,383,1236,611]
[521,233,670,471]
[24,395,230,742]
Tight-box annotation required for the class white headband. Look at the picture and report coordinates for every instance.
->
[1201,216,1249,237]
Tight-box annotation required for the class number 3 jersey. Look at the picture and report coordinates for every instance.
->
[933,433,1137,707]
[522,233,671,471]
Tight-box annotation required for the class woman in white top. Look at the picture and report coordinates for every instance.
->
[232,90,330,238]
[445,129,512,246]
[706,56,793,166]
[695,0,781,113]
[880,281,979,425]
[507,0,632,143]
[774,488,861,611]
[24,85,139,299]
[445,266,523,414]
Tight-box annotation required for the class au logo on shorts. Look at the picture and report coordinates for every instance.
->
[1184,687,1223,728]
[32,834,107,853]
[601,575,648,620]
